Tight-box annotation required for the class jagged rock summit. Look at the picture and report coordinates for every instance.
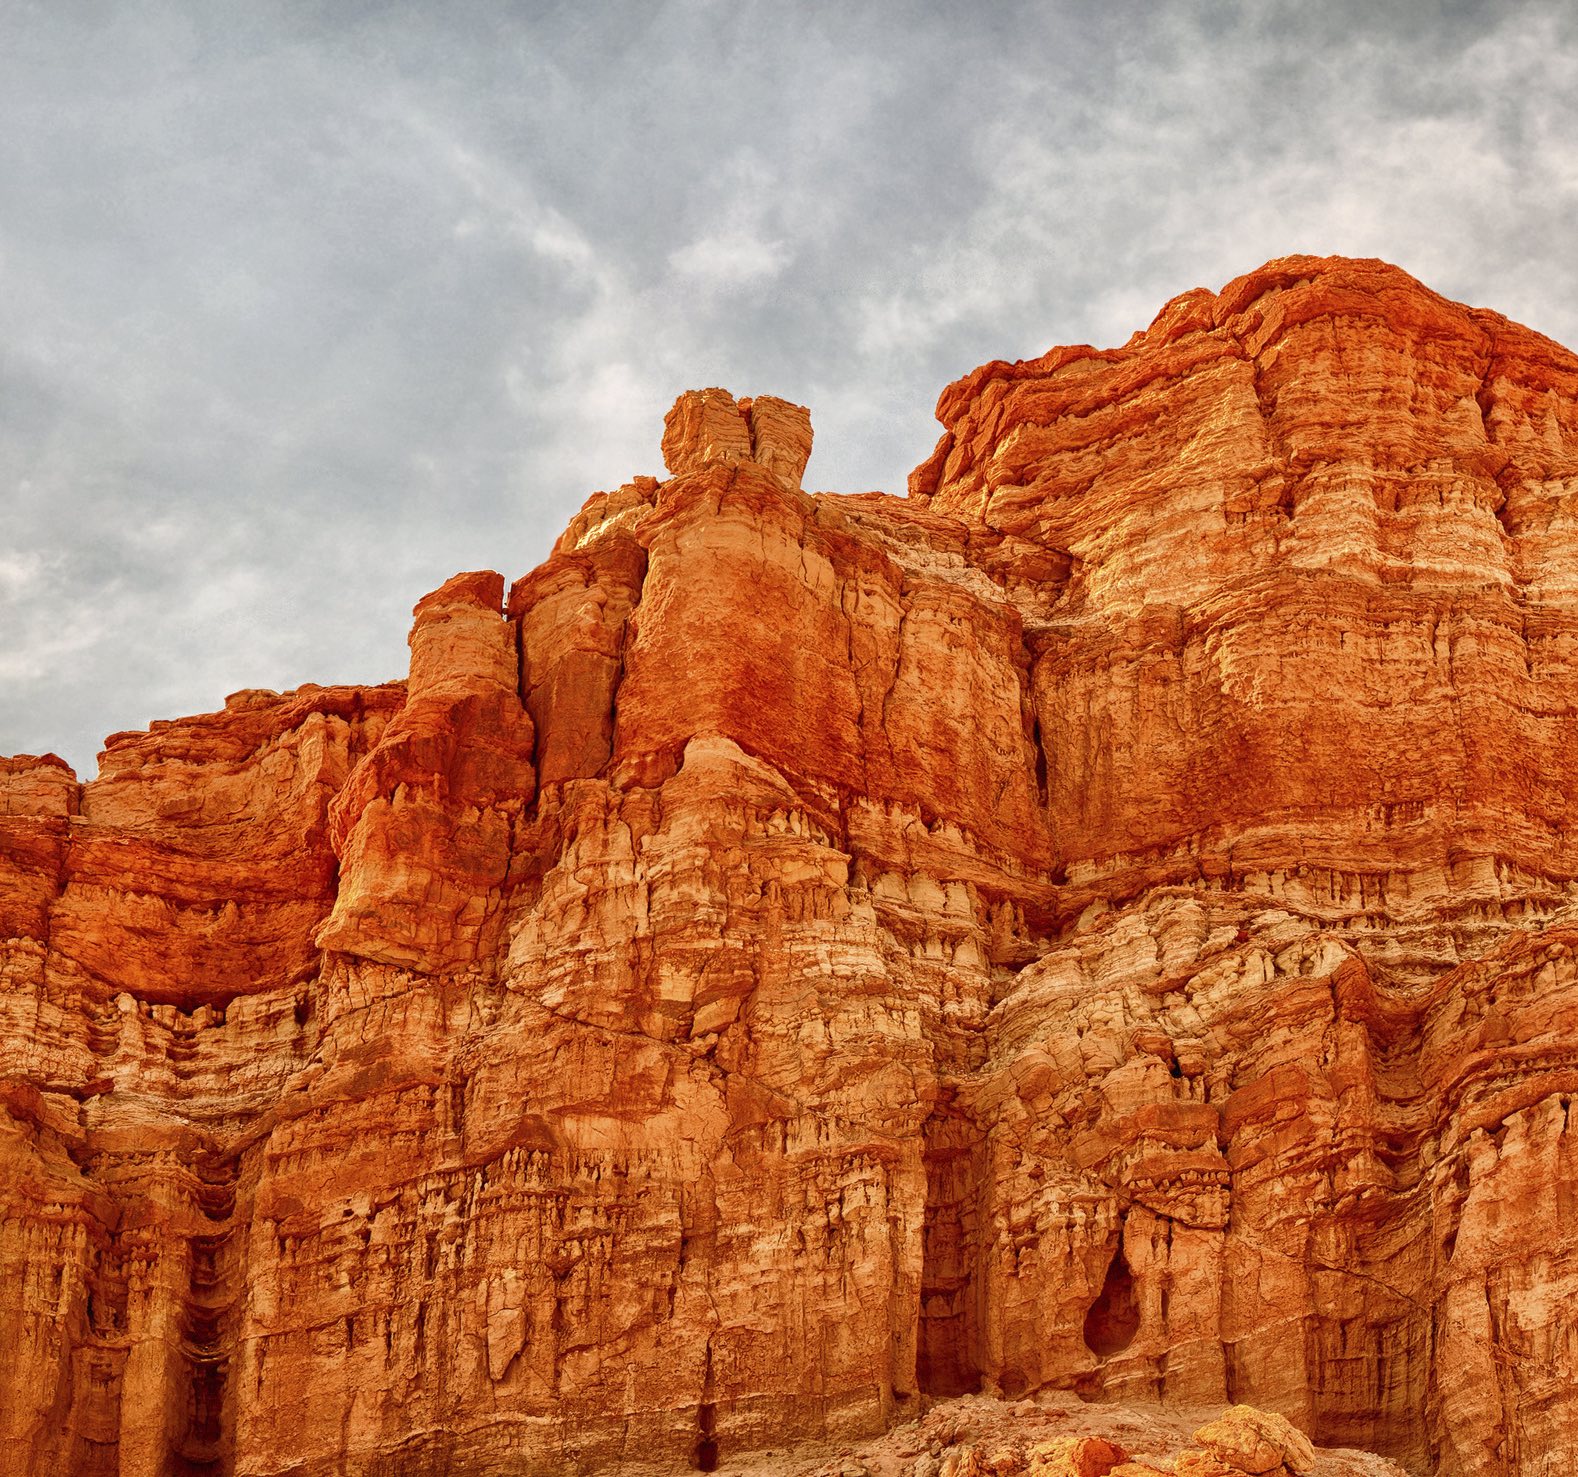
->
[5,256,1578,1476]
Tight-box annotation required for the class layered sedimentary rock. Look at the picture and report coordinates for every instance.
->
[5,259,1578,1476]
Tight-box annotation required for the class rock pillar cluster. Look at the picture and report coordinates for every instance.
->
[6,259,1578,1474]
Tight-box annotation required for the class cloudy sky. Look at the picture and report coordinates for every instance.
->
[4,0,1577,775]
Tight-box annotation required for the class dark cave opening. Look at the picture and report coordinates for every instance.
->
[692,1401,718,1471]
[1082,1241,1140,1358]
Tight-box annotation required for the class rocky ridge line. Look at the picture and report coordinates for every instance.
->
[4,257,1578,1475]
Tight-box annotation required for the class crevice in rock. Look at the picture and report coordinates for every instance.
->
[602,555,647,779]
[512,600,537,778]
[692,1337,719,1471]
[1474,339,1500,446]
[175,1235,231,1473]
[1083,1235,1139,1359]
[171,1150,240,1476]
[917,1094,982,1396]
[692,1401,718,1471]
[1030,713,1049,809]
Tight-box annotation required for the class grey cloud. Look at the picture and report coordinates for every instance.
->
[3,0,1577,774]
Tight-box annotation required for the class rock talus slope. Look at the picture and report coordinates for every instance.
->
[5,259,1578,1475]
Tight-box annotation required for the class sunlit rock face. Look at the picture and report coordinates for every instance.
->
[5,258,1578,1476]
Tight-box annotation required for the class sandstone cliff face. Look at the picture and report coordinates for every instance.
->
[4,258,1578,1476]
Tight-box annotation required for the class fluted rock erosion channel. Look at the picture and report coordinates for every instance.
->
[5,256,1578,1476]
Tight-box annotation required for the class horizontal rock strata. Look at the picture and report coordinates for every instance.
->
[5,259,1578,1475]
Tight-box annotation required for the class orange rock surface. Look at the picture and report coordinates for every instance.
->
[775,1393,1386,1477]
[5,257,1578,1475]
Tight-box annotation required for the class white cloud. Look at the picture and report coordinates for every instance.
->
[0,551,99,688]
[668,227,791,288]
[0,550,47,599]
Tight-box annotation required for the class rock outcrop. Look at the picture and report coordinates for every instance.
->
[779,1393,1385,1477]
[5,258,1578,1475]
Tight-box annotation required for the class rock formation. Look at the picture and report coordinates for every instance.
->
[781,1393,1385,1477]
[5,258,1578,1475]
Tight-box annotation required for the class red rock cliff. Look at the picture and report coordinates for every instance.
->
[5,257,1578,1476]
